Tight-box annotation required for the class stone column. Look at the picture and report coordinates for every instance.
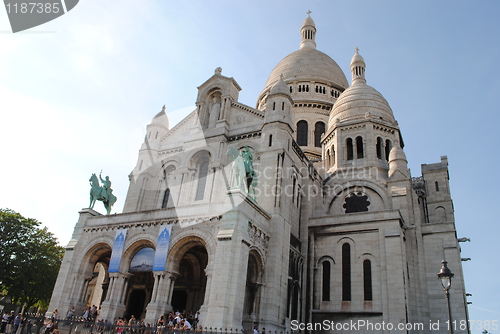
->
[144,271,170,324]
[99,273,128,321]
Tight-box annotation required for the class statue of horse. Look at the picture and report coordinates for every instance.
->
[89,173,117,215]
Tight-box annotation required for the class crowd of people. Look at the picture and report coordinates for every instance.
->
[1,311,24,334]
[0,308,268,334]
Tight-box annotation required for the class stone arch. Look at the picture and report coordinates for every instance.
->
[188,149,212,167]
[167,234,211,273]
[118,238,156,320]
[74,241,113,309]
[317,256,335,304]
[435,206,446,223]
[186,150,212,201]
[165,235,210,313]
[325,181,390,215]
[359,253,378,307]
[316,255,335,268]
[242,249,265,328]
[121,237,156,272]
[78,240,113,276]
[161,161,178,179]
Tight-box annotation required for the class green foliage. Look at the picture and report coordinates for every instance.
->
[0,208,64,309]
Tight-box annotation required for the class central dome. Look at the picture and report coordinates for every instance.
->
[257,13,348,111]
[263,48,348,92]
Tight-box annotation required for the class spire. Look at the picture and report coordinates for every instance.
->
[300,11,316,50]
[350,47,366,85]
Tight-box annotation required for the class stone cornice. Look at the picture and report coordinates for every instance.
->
[232,101,264,118]
[158,147,184,155]
[83,215,223,233]
[248,221,270,250]
[227,131,261,142]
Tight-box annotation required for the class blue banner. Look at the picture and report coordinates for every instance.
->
[108,229,127,273]
[152,225,172,271]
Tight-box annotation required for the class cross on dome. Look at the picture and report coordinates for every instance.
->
[300,11,316,49]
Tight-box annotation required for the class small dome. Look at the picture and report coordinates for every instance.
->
[388,145,407,163]
[388,145,409,178]
[351,49,365,65]
[151,105,169,129]
[302,14,315,28]
[329,84,394,126]
[269,75,290,96]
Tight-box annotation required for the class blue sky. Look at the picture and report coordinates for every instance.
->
[0,0,499,328]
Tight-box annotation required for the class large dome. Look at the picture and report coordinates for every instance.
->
[257,13,348,109]
[263,48,348,92]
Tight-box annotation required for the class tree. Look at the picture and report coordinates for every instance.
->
[0,208,64,310]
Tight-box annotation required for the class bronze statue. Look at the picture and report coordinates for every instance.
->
[89,172,117,215]
[226,146,258,201]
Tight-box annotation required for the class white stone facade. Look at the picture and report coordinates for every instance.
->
[49,14,469,333]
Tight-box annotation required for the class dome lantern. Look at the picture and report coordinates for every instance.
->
[300,11,316,50]
[350,47,366,85]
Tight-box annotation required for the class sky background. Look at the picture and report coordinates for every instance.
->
[0,0,499,328]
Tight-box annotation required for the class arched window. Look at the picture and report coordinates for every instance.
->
[376,137,383,159]
[297,120,308,146]
[332,147,336,166]
[195,161,209,201]
[436,206,446,222]
[314,122,325,148]
[385,139,392,161]
[269,134,273,147]
[342,243,351,301]
[326,149,330,167]
[282,102,285,110]
[163,164,176,179]
[322,261,330,301]
[356,136,364,159]
[161,188,170,209]
[346,138,354,160]
[273,102,276,110]
[363,260,372,301]
[435,181,440,192]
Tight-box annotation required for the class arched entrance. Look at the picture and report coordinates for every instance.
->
[124,247,155,320]
[80,244,111,309]
[171,244,208,313]
[242,250,264,329]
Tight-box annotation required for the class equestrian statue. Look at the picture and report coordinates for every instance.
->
[89,171,117,215]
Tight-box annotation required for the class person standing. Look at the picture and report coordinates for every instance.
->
[12,314,21,334]
[1,312,9,333]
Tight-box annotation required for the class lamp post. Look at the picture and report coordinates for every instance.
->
[437,260,454,334]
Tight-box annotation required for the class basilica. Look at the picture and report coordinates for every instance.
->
[48,14,469,333]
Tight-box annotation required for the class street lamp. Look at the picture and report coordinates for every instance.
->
[437,260,454,334]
